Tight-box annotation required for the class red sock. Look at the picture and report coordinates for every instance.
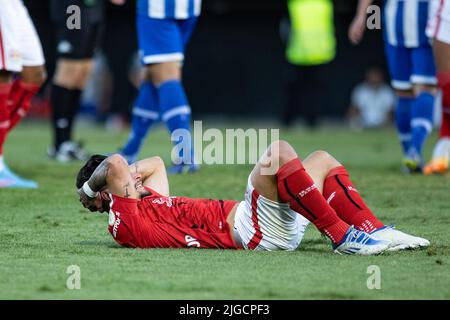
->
[0,83,13,155]
[276,158,350,244]
[438,72,450,138]
[323,166,384,233]
[7,80,40,131]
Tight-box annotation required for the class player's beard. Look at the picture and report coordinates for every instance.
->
[102,199,110,213]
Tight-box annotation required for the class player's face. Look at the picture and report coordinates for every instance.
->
[98,192,111,213]
[83,192,110,213]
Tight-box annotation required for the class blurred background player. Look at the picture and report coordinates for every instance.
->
[0,0,46,188]
[349,0,437,173]
[118,0,201,174]
[47,0,105,162]
[424,0,450,175]
[280,0,336,128]
[347,66,395,130]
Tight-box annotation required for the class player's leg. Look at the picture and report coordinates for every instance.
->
[424,0,450,174]
[120,67,159,164]
[8,0,46,131]
[424,41,450,174]
[153,17,198,174]
[320,158,429,250]
[0,71,14,187]
[119,15,164,163]
[408,46,437,171]
[49,4,101,162]
[0,0,40,188]
[249,140,390,254]
[384,44,416,169]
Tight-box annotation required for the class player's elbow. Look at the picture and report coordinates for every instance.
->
[151,156,165,167]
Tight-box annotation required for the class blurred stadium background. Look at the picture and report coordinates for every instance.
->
[23,0,389,126]
[1,0,449,300]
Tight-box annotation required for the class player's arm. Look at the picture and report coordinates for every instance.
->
[78,154,140,207]
[129,156,170,197]
[348,0,374,45]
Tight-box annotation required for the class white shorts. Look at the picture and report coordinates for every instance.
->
[233,176,310,251]
[427,0,450,44]
[0,0,45,72]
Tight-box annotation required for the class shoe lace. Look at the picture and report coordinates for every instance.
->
[347,227,371,246]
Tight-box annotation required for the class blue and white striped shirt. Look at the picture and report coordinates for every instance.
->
[383,0,430,48]
[137,0,202,19]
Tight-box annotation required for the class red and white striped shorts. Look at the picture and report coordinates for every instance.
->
[427,0,450,44]
[233,175,310,251]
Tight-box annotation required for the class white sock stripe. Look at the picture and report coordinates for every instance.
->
[391,80,413,90]
[142,53,184,64]
[398,133,412,141]
[326,191,336,204]
[411,118,433,133]
[0,120,10,128]
[132,108,159,120]
[411,75,438,85]
[162,105,191,122]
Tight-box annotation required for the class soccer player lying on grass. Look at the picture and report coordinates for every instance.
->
[76,140,430,255]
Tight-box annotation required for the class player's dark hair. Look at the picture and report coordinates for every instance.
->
[76,154,108,189]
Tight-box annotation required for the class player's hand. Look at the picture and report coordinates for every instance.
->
[78,188,97,212]
[110,0,126,5]
[348,15,367,45]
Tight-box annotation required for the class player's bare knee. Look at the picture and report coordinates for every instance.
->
[395,89,414,98]
[20,66,47,86]
[53,59,92,90]
[413,84,437,96]
[148,62,181,86]
[272,140,297,167]
[308,150,340,170]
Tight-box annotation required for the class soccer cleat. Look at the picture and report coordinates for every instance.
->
[48,141,90,163]
[370,225,430,251]
[402,148,423,174]
[167,163,200,175]
[333,226,391,255]
[423,157,449,175]
[0,167,38,189]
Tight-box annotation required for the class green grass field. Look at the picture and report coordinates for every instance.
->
[1,121,449,299]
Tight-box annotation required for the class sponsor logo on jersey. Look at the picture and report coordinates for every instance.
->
[112,212,121,239]
[152,197,174,207]
[185,235,200,248]
[299,184,317,198]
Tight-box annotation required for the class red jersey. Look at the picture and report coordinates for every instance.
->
[107,187,240,249]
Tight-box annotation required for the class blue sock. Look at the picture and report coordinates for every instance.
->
[121,82,159,160]
[158,80,194,164]
[395,97,413,155]
[411,92,435,155]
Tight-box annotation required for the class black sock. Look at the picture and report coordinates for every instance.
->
[51,84,81,150]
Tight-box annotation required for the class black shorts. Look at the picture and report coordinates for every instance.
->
[54,23,102,59]
[51,0,105,59]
